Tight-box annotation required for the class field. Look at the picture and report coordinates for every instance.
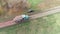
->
[0,0,60,34]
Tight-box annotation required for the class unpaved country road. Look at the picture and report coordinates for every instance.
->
[0,6,60,28]
[30,6,60,19]
[0,21,16,28]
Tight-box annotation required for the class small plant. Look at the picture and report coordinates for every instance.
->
[0,7,4,16]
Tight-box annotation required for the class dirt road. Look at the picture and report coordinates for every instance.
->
[0,6,60,28]
[30,6,60,19]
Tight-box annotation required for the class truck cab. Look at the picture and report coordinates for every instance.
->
[13,15,29,23]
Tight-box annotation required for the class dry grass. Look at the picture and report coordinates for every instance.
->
[0,0,30,17]
[37,0,60,11]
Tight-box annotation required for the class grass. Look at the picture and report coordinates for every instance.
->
[28,0,43,9]
[1,0,60,34]
[0,16,14,22]
[0,12,60,34]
